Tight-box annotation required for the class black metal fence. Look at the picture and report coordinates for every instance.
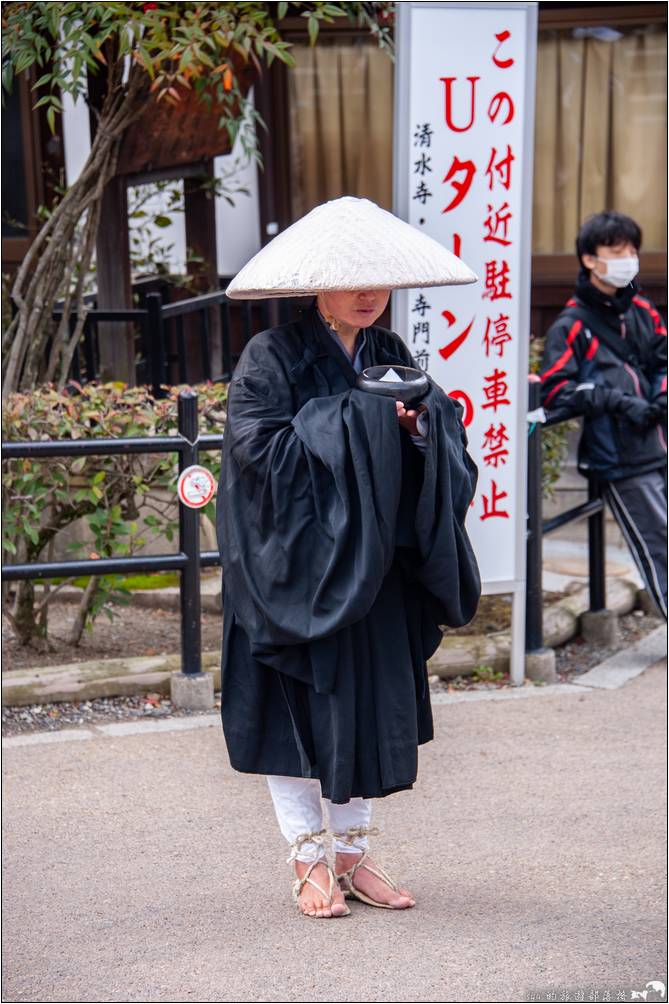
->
[525,380,606,653]
[2,384,607,679]
[54,280,304,394]
[1,390,222,678]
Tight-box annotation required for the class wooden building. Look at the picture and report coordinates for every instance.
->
[2,2,666,351]
[253,1,667,333]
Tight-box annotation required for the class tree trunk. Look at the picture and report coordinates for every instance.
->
[11,579,43,648]
[68,576,99,646]
[2,62,149,399]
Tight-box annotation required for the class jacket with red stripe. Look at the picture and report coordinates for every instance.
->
[539,273,667,481]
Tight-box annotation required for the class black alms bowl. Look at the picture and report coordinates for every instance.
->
[356,365,429,406]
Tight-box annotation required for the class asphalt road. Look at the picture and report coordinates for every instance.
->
[2,661,667,1003]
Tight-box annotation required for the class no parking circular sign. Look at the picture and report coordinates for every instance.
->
[177,465,216,509]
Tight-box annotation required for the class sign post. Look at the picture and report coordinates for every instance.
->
[393,1,538,685]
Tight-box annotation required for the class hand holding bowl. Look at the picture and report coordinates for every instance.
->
[356,366,429,406]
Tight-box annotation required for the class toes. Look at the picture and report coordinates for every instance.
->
[295,869,353,918]
[331,889,348,915]
[390,892,414,910]
[399,887,416,905]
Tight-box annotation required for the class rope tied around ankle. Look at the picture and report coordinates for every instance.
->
[286,828,327,864]
[332,825,380,851]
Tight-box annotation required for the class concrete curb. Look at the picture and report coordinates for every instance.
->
[570,625,667,690]
[4,637,666,749]
[2,714,221,747]
[1,577,644,707]
[2,651,221,707]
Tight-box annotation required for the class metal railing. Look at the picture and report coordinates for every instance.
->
[1,390,222,677]
[525,380,606,653]
[52,281,303,395]
[3,382,607,675]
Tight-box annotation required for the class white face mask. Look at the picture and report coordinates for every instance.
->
[593,255,639,288]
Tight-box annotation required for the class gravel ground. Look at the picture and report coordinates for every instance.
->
[2,608,663,738]
[553,607,664,677]
[1,692,219,737]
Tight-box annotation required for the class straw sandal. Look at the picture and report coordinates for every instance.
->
[288,829,351,918]
[333,825,410,910]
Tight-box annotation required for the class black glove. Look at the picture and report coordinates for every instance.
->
[610,392,657,429]
[570,383,618,417]
[647,400,667,426]
[650,391,667,416]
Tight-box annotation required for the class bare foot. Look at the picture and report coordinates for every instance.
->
[294,859,349,918]
[335,851,415,909]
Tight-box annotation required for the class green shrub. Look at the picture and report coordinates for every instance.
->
[529,336,579,499]
[2,380,226,648]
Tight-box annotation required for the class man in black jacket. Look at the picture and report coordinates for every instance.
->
[540,211,667,619]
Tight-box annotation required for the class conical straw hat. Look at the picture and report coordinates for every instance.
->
[226,196,477,299]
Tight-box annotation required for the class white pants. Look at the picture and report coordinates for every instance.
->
[267,776,372,863]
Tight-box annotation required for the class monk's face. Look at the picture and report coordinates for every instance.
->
[317,289,391,329]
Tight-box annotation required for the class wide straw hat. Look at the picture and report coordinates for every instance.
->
[226,196,477,299]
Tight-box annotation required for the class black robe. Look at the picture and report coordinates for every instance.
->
[216,305,480,803]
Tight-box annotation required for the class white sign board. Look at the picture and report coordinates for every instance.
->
[394,2,537,599]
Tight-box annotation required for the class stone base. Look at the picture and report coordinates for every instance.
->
[580,608,620,645]
[170,671,215,711]
[636,588,662,617]
[525,647,557,684]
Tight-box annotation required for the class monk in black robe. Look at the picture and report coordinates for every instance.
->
[216,288,481,918]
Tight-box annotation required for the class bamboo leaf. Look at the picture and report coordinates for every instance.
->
[1,62,14,93]
[31,73,53,89]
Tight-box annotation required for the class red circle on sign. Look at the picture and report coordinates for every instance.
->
[448,389,474,427]
[177,465,216,509]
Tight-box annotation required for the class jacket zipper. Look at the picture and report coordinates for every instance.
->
[619,315,643,396]
[623,362,642,397]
